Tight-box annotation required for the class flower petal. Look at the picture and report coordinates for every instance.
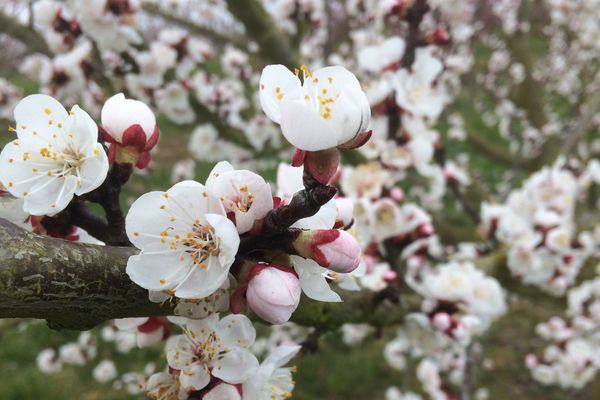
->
[279,101,337,151]
[292,256,342,302]
[180,362,211,392]
[173,256,230,299]
[259,65,302,124]
[216,314,256,349]
[206,213,240,268]
[126,252,192,292]
[212,348,258,384]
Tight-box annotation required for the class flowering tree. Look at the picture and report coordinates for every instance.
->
[0,0,599,399]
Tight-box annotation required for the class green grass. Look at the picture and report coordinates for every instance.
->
[0,319,403,400]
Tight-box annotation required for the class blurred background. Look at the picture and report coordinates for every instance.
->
[0,0,599,399]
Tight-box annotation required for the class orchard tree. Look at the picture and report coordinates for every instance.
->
[0,0,599,399]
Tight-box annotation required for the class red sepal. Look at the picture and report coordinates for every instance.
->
[230,285,248,314]
[121,124,147,150]
[339,130,372,149]
[98,125,116,144]
[304,148,340,185]
[144,125,159,151]
[135,151,151,169]
[292,149,306,167]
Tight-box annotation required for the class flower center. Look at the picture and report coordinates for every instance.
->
[179,222,219,266]
[229,184,254,213]
[296,65,339,120]
[195,332,220,364]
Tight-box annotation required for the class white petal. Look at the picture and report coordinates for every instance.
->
[76,144,109,195]
[259,65,302,124]
[125,191,185,249]
[212,348,258,384]
[185,313,220,343]
[168,180,225,221]
[180,362,211,391]
[264,345,302,368]
[276,163,304,199]
[114,317,148,331]
[293,198,336,229]
[173,256,230,299]
[67,104,98,152]
[205,161,234,187]
[126,252,192,292]
[216,314,256,349]
[14,94,69,140]
[25,175,78,216]
[292,256,342,302]
[166,335,196,370]
[206,213,240,267]
[279,100,337,151]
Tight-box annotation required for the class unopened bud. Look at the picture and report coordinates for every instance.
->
[100,93,158,169]
[246,264,301,325]
[293,229,361,273]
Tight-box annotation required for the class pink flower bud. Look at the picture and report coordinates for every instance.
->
[431,312,451,331]
[334,197,354,229]
[293,229,362,273]
[525,354,538,369]
[100,93,158,168]
[246,265,301,325]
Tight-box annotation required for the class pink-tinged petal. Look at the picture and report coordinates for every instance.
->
[279,101,337,151]
[203,383,242,400]
[246,266,301,325]
[136,328,164,348]
[212,348,258,384]
[216,314,256,349]
[259,65,302,124]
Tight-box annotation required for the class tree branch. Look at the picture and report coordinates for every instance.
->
[225,0,299,66]
[141,3,248,49]
[0,10,52,56]
[0,218,414,331]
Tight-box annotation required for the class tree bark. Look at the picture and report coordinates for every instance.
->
[0,218,413,331]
